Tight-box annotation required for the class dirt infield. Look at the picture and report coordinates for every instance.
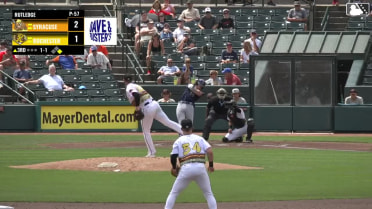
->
[3,132,372,209]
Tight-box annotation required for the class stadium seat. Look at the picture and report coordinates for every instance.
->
[92,97,109,102]
[35,90,53,100]
[346,22,364,31]
[46,98,61,102]
[210,35,228,43]
[61,97,76,102]
[71,90,88,97]
[57,69,75,76]
[253,15,271,23]
[239,63,250,70]
[237,22,254,29]
[235,15,253,23]
[258,9,275,16]
[193,63,205,71]
[348,16,366,23]
[75,97,92,102]
[108,96,126,101]
[80,82,101,90]
[100,81,119,89]
[211,48,223,56]
[104,89,122,97]
[80,75,97,83]
[188,55,203,63]
[241,9,258,16]
[205,55,221,63]
[219,29,235,36]
[222,63,238,71]
[75,69,93,75]
[53,90,71,98]
[205,63,221,71]
[270,15,286,23]
[97,74,115,82]
[92,68,110,75]
[63,75,81,83]
[203,29,219,36]
[87,89,105,97]
[228,35,246,42]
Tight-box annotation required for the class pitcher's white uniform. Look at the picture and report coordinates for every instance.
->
[125,82,182,157]
[164,134,217,209]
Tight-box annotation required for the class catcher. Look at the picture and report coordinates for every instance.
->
[165,119,217,209]
[124,75,183,158]
[222,100,254,143]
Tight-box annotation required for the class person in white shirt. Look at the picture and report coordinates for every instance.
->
[244,29,262,53]
[173,19,191,44]
[87,45,112,70]
[157,58,181,84]
[345,89,364,105]
[240,40,258,64]
[136,19,158,54]
[25,64,74,91]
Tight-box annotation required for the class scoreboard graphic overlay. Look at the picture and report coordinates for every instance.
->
[12,10,84,55]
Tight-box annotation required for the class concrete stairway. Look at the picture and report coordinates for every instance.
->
[313,5,349,31]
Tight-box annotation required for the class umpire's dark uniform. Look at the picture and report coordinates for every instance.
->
[202,95,232,141]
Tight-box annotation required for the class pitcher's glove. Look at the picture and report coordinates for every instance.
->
[134,109,144,120]
[171,166,180,177]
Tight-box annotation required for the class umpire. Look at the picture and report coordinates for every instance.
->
[202,88,232,141]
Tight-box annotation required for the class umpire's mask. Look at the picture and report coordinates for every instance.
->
[217,88,227,100]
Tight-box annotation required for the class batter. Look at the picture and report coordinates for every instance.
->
[165,119,217,209]
[124,75,183,157]
[176,79,205,124]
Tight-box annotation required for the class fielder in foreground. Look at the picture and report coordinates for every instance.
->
[124,75,183,157]
[165,119,217,209]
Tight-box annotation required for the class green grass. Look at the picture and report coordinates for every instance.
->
[0,134,371,203]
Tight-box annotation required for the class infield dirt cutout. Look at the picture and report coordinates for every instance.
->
[10,157,262,172]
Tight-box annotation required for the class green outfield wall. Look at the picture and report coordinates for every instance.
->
[0,103,371,132]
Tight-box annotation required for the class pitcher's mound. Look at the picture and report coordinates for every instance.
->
[10,157,262,172]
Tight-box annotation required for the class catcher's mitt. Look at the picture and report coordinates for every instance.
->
[134,109,144,120]
[171,166,180,177]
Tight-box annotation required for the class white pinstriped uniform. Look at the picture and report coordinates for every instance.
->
[126,82,182,156]
[164,134,217,209]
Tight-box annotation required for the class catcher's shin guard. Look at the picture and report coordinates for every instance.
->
[246,118,255,141]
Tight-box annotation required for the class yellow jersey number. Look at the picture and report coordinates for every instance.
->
[182,142,201,156]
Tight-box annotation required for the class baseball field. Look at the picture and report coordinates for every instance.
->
[1,132,372,209]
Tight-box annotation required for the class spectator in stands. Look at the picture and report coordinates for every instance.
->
[245,29,262,53]
[0,47,18,87]
[15,54,30,69]
[218,8,234,29]
[177,57,193,85]
[232,88,247,104]
[149,0,174,18]
[287,1,308,30]
[25,64,74,92]
[89,45,111,65]
[158,88,176,103]
[13,60,32,99]
[162,0,176,18]
[156,12,167,32]
[173,19,191,44]
[177,32,198,56]
[134,11,150,52]
[345,89,364,105]
[87,45,112,70]
[146,33,165,73]
[198,7,218,30]
[46,54,77,70]
[160,23,174,42]
[205,70,223,86]
[222,68,241,85]
[240,40,258,64]
[136,19,158,54]
[179,0,200,22]
[157,58,181,84]
[221,42,238,64]
[0,41,8,52]
[332,0,339,6]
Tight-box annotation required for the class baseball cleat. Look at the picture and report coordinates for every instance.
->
[145,153,156,158]
[235,137,243,143]
[246,138,253,143]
